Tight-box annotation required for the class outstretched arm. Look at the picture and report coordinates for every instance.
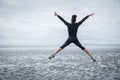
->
[78,13,94,25]
[88,13,94,17]
[54,12,68,25]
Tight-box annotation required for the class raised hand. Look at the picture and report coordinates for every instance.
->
[88,13,94,17]
[54,12,58,16]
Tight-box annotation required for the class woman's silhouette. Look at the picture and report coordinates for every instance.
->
[49,12,96,62]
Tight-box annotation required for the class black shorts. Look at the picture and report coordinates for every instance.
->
[60,37,85,50]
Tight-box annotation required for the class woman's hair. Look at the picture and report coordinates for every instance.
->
[71,15,77,23]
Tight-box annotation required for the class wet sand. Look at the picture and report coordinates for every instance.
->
[0,45,120,80]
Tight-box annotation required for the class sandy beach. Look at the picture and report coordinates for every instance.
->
[0,45,120,80]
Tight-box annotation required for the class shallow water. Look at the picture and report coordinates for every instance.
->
[0,46,120,80]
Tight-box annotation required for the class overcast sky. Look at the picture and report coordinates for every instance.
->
[0,0,120,46]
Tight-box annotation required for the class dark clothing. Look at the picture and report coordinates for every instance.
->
[60,37,85,50]
[57,15,89,50]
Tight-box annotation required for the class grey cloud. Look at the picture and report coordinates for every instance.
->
[0,0,120,45]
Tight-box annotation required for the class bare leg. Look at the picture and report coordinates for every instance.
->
[54,48,62,55]
[48,48,62,59]
[84,48,96,62]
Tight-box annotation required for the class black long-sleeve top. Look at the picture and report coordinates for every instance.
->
[57,15,89,37]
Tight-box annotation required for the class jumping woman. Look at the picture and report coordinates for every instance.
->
[48,12,96,62]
